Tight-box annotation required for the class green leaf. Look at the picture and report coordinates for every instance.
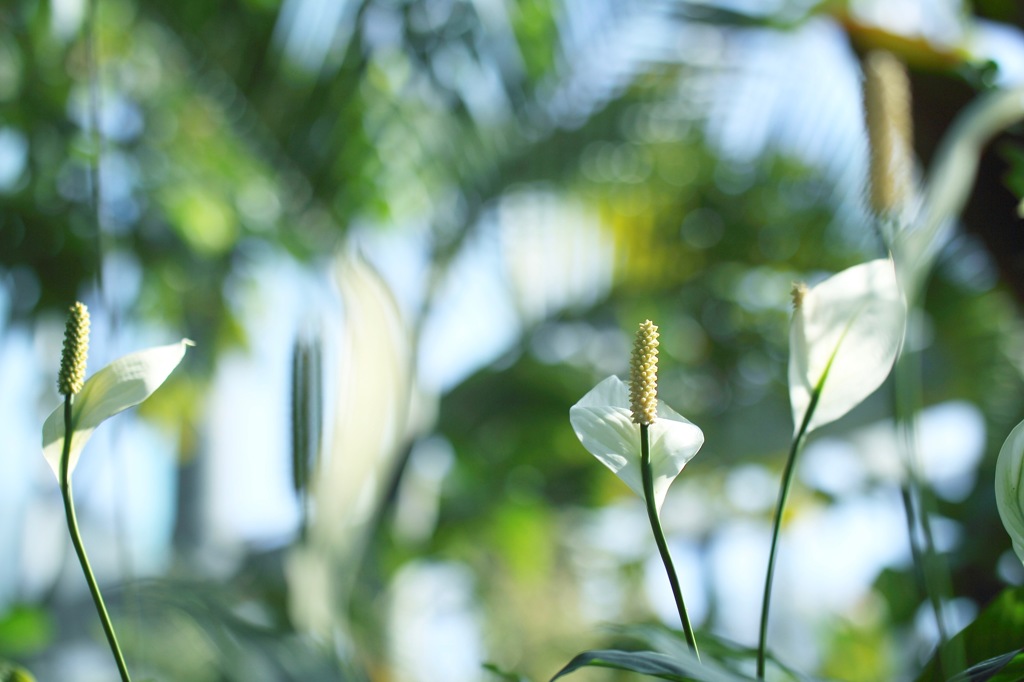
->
[550,649,755,682]
[946,649,1024,682]
[610,624,825,682]
[0,606,52,657]
[483,662,531,682]
[916,588,1024,682]
[987,652,1024,682]
[0,661,36,682]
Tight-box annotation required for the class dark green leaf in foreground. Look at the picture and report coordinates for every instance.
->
[985,651,1024,682]
[946,649,1024,682]
[550,649,755,682]
[917,587,1024,682]
[611,624,826,682]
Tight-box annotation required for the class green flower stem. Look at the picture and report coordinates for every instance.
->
[59,397,132,682]
[893,349,962,678]
[756,383,821,680]
[640,423,699,660]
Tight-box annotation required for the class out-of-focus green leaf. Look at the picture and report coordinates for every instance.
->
[917,588,1024,682]
[483,661,532,682]
[818,619,894,682]
[611,624,826,682]
[0,607,52,657]
[160,184,238,257]
[0,660,36,682]
[510,0,558,81]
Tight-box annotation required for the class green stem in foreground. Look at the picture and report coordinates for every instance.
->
[893,348,961,678]
[640,423,699,660]
[59,397,132,682]
[756,384,821,680]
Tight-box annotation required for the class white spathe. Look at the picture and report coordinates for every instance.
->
[899,87,1024,300]
[570,376,704,512]
[789,259,906,434]
[41,339,193,479]
[996,418,1024,566]
[287,252,416,636]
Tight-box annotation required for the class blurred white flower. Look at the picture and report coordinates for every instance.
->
[570,376,704,511]
[896,87,1024,299]
[996,419,1024,566]
[42,339,193,479]
[789,259,906,434]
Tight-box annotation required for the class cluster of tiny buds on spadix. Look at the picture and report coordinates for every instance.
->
[629,320,659,425]
[863,50,913,217]
[791,282,808,310]
[58,302,90,396]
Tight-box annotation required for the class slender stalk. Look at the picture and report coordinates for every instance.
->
[59,397,132,682]
[893,349,962,677]
[756,384,820,679]
[84,0,105,293]
[897,482,926,592]
[640,423,699,660]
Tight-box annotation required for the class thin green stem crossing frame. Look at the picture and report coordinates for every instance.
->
[59,396,132,682]
[640,422,700,660]
[756,377,823,679]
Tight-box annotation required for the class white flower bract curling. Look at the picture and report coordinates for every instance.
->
[996,419,1024,566]
[570,375,704,511]
[42,339,193,479]
[789,259,906,434]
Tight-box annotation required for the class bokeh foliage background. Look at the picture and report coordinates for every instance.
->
[3,0,1024,680]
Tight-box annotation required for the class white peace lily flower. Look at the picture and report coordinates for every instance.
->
[42,339,193,479]
[569,375,704,511]
[996,419,1024,566]
[789,258,906,434]
[897,87,1024,301]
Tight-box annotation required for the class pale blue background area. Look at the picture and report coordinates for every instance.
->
[3,0,1024,679]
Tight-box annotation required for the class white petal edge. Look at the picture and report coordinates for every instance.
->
[902,88,1024,300]
[789,259,906,434]
[996,419,1024,566]
[570,376,705,510]
[42,339,193,480]
[648,402,705,508]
